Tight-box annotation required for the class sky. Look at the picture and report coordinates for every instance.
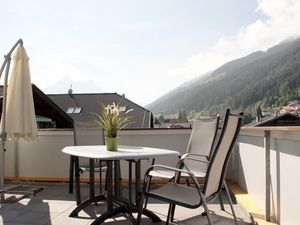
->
[0,0,300,106]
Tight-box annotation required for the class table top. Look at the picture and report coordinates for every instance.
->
[62,145,180,160]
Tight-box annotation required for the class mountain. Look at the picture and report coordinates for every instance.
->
[44,75,105,94]
[147,38,300,117]
[147,71,212,113]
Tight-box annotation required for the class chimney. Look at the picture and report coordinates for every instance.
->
[68,85,73,98]
[122,94,125,98]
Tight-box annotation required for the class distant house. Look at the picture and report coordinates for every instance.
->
[0,84,73,129]
[155,118,192,129]
[167,118,188,124]
[157,122,192,129]
[246,113,300,127]
[48,89,154,128]
[281,100,300,115]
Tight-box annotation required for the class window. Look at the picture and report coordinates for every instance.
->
[119,106,126,112]
[73,107,82,113]
[67,107,75,114]
[66,107,82,114]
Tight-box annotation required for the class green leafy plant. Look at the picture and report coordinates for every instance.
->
[93,102,133,138]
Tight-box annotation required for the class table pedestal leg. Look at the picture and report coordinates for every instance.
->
[106,161,113,211]
[70,157,105,217]
[90,159,161,224]
[74,156,81,205]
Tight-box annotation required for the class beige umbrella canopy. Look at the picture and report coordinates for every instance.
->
[4,45,37,140]
[0,39,37,190]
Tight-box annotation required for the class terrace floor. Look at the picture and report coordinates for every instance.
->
[0,182,254,225]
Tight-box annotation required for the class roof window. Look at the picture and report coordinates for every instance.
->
[119,106,126,112]
[67,107,75,114]
[73,107,82,113]
[67,107,82,114]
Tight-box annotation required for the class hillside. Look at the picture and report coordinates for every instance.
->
[147,38,300,118]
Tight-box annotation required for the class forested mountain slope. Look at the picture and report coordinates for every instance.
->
[147,38,300,117]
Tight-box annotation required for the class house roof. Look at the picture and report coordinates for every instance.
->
[0,84,73,128]
[48,92,153,128]
[247,113,300,127]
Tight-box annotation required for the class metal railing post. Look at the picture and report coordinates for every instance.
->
[264,130,271,221]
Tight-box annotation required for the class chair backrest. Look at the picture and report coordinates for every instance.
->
[203,109,243,198]
[73,121,105,167]
[73,121,105,146]
[187,117,219,157]
[184,117,219,173]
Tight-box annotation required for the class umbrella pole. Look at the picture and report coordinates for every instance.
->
[0,39,23,191]
[0,56,7,193]
[0,57,11,191]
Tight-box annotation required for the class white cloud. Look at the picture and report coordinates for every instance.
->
[115,22,154,32]
[7,7,30,17]
[171,0,300,81]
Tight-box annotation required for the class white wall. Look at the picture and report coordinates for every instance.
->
[5,130,74,178]
[237,132,266,210]
[237,129,300,225]
[4,129,191,179]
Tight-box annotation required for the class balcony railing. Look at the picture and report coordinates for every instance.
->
[238,126,300,225]
[3,127,300,225]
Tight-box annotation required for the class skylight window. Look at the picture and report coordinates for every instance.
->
[67,107,75,114]
[73,107,82,113]
[67,107,82,114]
[119,106,126,112]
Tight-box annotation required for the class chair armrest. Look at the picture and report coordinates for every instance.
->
[144,164,202,191]
[176,154,209,169]
[145,164,194,176]
[150,154,182,166]
[181,153,209,160]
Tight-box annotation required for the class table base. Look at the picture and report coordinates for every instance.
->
[69,194,106,217]
[70,193,161,224]
[90,205,161,225]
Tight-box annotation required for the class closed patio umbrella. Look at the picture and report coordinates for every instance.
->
[4,44,37,140]
[0,39,37,191]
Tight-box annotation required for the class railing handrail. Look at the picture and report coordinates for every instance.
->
[242,126,300,131]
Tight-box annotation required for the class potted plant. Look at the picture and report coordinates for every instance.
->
[93,102,133,151]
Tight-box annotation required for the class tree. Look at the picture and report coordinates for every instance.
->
[154,117,160,124]
[158,114,165,123]
[177,108,187,120]
[243,112,254,125]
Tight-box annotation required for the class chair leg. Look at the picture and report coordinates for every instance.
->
[170,203,176,222]
[186,177,191,186]
[166,203,173,225]
[137,192,145,225]
[219,192,225,211]
[223,181,238,225]
[200,192,214,225]
[144,175,152,208]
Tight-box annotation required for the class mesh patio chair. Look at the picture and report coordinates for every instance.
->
[144,116,219,207]
[69,121,107,195]
[137,109,243,225]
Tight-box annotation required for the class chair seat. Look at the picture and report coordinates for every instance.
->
[148,169,206,179]
[149,170,175,179]
[147,183,201,208]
